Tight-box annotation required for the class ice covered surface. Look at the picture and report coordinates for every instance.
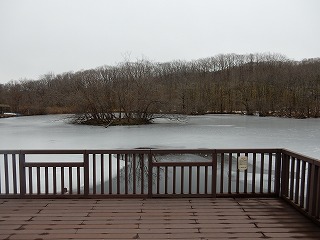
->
[0,114,319,158]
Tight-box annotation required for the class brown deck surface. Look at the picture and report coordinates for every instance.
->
[0,198,319,240]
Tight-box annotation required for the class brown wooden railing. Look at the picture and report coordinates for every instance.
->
[281,149,320,224]
[0,148,319,224]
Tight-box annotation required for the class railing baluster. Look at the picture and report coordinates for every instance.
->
[274,151,281,196]
[69,167,73,195]
[77,166,80,195]
[45,167,49,194]
[306,162,312,211]
[19,153,26,196]
[148,153,153,197]
[12,154,17,194]
[29,167,33,194]
[181,166,184,194]
[133,154,136,194]
[220,153,224,193]
[252,153,256,193]
[196,166,200,194]
[117,154,120,194]
[53,167,57,194]
[236,153,240,194]
[0,156,2,194]
[244,152,248,194]
[300,161,306,208]
[37,167,41,194]
[289,157,295,200]
[212,152,217,197]
[109,154,112,194]
[260,153,264,193]
[315,167,320,219]
[165,166,168,194]
[204,165,208,194]
[61,167,65,195]
[308,164,317,216]
[101,154,104,194]
[156,166,160,194]
[4,154,9,194]
[93,154,96,194]
[281,153,289,198]
[173,166,176,194]
[188,166,192,194]
[125,154,128,195]
[228,153,232,194]
[267,153,272,193]
[141,154,144,194]
[294,159,301,204]
[84,152,89,196]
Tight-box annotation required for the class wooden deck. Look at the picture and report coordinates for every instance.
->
[0,198,319,239]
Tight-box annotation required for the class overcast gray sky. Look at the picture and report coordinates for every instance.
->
[0,0,319,84]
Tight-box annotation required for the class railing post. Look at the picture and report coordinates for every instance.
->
[84,151,90,196]
[274,150,282,197]
[19,152,26,196]
[316,165,320,219]
[281,152,290,198]
[211,151,217,198]
[148,150,153,198]
[308,162,318,216]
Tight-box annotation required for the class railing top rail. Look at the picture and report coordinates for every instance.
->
[282,148,320,165]
[0,150,21,154]
[150,149,215,154]
[0,149,151,155]
[21,150,86,154]
[86,149,151,154]
[153,161,212,167]
[0,150,86,154]
[150,148,283,155]
[215,148,283,154]
[0,148,318,162]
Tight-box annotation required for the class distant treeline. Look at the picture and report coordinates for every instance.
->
[0,53,320,125]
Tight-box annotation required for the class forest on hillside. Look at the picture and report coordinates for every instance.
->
[0,53,320,125]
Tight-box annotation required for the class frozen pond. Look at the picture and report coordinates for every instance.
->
[1,114,320,194]
[0,115,320,158]
[0,114,319,158]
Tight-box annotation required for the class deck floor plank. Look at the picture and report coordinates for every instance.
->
[0,198,319,239]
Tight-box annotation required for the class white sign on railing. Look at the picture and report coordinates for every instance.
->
[238,155,248,171]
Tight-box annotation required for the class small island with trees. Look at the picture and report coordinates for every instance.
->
[0,53,319,126]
